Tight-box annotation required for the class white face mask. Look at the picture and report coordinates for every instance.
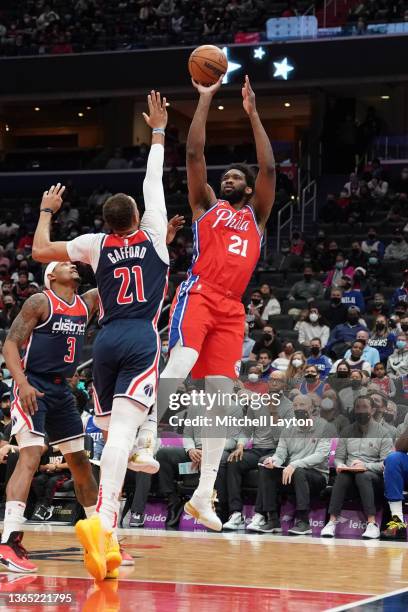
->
[292,359,303,368]
[321,398,334,411]
[309,313,319,323]
[248,373,259,383]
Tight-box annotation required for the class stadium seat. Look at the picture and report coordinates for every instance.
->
[281,300,308,314]
[268,315,294,330]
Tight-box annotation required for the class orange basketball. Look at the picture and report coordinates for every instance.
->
[188,45,228,86]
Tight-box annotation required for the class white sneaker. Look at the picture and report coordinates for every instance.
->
[223,512,245,531]
[184,491,222,532]
[247,513,266,532]
[320,520,337,538]
[362,522,380,539]
[128,435,159,474]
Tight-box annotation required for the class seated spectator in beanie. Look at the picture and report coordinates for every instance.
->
[361,227,385,259]
[367,316,395,363]
[391,269,408,310]
[250,395,333,535]
[259,283,281,317]
[242,322,255,362]
[286,352,307,389]
[223,397,283,531]
[381,427,408,541]
[387,334,408,378]
[288,266,324,302]
[297,307,330,349]
[384,228,408,262]
[344,330,380,369]
[298,365,331,398]
[332,340,371,376]
[371,362,396,398]
[340,273,365,313]
[367,294,389,318]
[321,288,348,328]
[307,338,332,379]
[326,306,367,357]
[258,350,274,381]
[249,326,281,361]
[324,252,354,289]
[321,395,392,540]
[319,390,349,435]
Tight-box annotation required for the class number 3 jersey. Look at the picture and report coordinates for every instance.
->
[189,200,262,298]
[23,289,88,377]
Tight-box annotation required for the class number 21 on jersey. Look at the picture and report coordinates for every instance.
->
[114,266,147,304]
[228,234,248,257]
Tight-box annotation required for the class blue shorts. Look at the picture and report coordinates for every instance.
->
[92,319,160,416]
[11,372,84,445]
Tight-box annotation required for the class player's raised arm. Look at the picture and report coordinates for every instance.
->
[242,76,276,228]
[32,184,70,262]
[3,294,48,415]
[186,78,222,219]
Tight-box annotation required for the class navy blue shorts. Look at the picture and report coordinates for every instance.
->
[92,319,160,416]
[11,372,84,445]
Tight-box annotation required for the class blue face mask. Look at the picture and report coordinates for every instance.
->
[162,345,169,355]
[368,257,378,265]
[397,340,406,350]
[335,261,344,270]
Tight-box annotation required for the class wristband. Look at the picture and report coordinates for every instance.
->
[40,208,54,215]
[152,128,165,136]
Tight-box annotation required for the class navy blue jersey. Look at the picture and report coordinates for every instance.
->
[23,289,88,377]
[94,231,168,325]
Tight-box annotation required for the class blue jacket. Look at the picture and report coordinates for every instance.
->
[391,287,408,310]
[327,322,368,350]
[307,355,333,379]
[342,290,365,313]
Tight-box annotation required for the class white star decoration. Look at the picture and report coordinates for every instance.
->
[273,57,294,80]
[253,46,266,60]
[222,46,242,84]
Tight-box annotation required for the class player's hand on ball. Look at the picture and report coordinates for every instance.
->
[191,75,224,97]
[41,183,65,213]
[18,381,44,416]
[143,90,168,130]
[242,75,257,116]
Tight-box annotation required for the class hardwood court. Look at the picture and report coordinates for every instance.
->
[1,525,408,611]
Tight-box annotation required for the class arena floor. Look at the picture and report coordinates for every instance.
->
[1,525,408,611]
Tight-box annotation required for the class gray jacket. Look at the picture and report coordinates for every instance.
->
[335,420,394,474]
[271,417,335,479]
[238,392,294,449]
[183,404,243,453]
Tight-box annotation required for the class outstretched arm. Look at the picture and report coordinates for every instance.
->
[242,76,276,229]
[81,288,99,319]
[3,294,48,415]
[32,184,69,262]
[186,78,223,220]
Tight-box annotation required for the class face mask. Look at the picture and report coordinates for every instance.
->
[351,249,360,256]
[368,233,376,240]
[401,325,408,332]
[162,345,169,355]
[251,298,261,306]
[4,303,12,309]
[337,371,349,378]
[304,274,312,282]
[348,317,359,325]
[310,346,320,356]
[294,409,309,421]
[305,374,317,382]
[263,333,273,341]
[248,373,259,383]
[309,313,319,323]
[331,297,341,305]
[350,354,361,362]
[321,398,334,411]
[354,412,370,425]
[383,413,394,424]
[292,359,303,368]
[335,261,344,270]
[351,380,361,389]
[281,248,290,255]
[376,322,385,331]
[397,340,406,350]
[368,257,378,265]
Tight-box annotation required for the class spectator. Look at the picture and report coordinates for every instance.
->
[394,167,408,200]
[13,272,31,303]
[384,228,408,262]
[0,213,19,240]
[59,201,80,229]
[326,306,367,357]
[271,341,294,372]
[367,316,396,363]
[242,365,268,394]
[242,322,255,362]
[368,388,396,432]
[321,288,348,328]
[246,289,270,331]
[289,230,305,258]
[319,390,349,434]
[258,350,273,381]
[367,176,388,199]
[332,340,371,376]
[323,252,354,289]
[320,395,392,540]
[106,148,129,170]
[361,227,385,259]
[259,284,281,317]
[367,293,389,317]
[288,266,324,302]
[344,330,380,368]
[297,307,329,349]
[391,269,408,310]
[387,334,408,378]
[371,362,396,397]
[298,365,331,398]
[83,413,104,461]
[341,272,365,313]
[31,442,70,521]
[348,241,367,269]
[253,395,332,535]
[126,472,152,528]
[285,351,307,389]
[249,326,281,361]
[0,295,19,329]
[159,336,170,372]
[307,338,333,379]
[343,172,360,196]
[268,370,294,419]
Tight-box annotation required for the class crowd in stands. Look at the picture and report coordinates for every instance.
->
[348,1,408,26]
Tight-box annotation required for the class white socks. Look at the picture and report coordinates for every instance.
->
[195,436,226,499]
[97,397,147,531]
[389,501,404,522]
[84,505,97,519]
[2,501,26,543]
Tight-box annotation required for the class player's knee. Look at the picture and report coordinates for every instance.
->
[66,450,91,475]
[19,447,43,474]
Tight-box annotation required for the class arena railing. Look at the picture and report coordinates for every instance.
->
[300,179,317,232]
[276,198,294,253]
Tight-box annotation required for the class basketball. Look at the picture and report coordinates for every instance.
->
[188,45,228,86]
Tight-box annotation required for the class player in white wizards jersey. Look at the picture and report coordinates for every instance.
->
[32,91,169,581]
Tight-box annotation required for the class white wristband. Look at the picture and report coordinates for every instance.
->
[152,128,165,136]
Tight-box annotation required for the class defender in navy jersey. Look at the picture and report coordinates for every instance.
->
[0,261,100,573]
[32,91,170,581]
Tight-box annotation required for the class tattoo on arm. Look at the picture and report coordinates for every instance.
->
[7,293,48,348]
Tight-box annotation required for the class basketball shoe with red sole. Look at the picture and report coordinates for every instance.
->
[0,532,37,573]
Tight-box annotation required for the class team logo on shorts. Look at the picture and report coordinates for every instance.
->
[144,384,154,398]
[234,360,241,377]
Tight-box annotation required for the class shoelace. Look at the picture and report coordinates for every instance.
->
[105,532,118,555]
[386,519,407,530]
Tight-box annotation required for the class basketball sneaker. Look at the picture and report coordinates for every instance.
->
[75,515,107,581]
[184,490,222,532]
[0,532,37,573]
[128,433,159,474]
[320,520,337,538]
[105,531,122,578]
[82,580,120,612]
[362,522,380,539]
[119,546,134,566]
[246,513,266,532]
[381,516,407,541]
[223,512,245,531]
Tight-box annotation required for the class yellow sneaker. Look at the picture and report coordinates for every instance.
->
[105,567,119,580]
[75,515,107,581]
[105,531,122,577]
[83,580,120,612]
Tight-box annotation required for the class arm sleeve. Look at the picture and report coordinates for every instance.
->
[66,233,104,271]
[140,143,169,265]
